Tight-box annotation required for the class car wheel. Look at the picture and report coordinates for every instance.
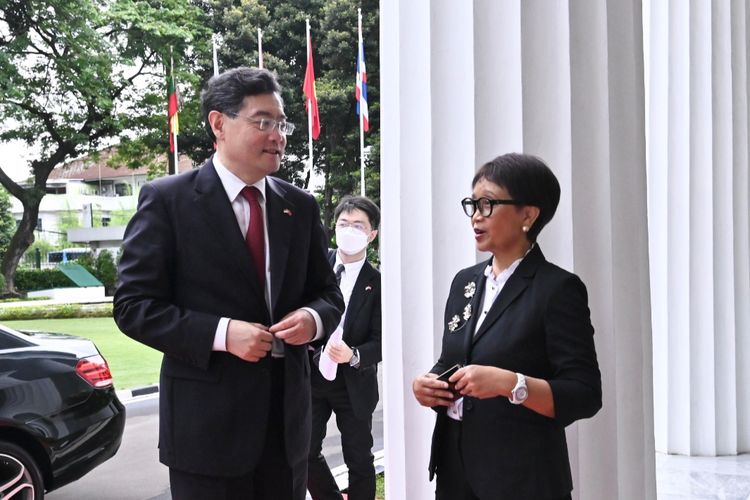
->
[0,441,44,500]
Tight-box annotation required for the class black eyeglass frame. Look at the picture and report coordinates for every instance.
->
[461,197,525,217]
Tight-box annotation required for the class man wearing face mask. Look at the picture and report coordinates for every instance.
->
[307,196,382,500]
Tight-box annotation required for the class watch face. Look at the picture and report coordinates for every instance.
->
[515,387,528,401]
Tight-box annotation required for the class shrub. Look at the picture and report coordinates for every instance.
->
[95,251,117,295]
[0,302,113,320]
[15,269,71,292]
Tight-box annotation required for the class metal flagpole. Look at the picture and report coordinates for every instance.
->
[212,34,219,76]
[358,9,365,196]
[258,28,264,68]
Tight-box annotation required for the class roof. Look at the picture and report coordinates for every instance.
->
[48,147,193,182]
[58,263,103,287]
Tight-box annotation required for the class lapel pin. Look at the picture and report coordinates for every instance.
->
[283,208,293,216]
[365,285,372,291]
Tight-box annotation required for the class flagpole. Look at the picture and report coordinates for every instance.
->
[358,9,365,196]
[306,19,314,179]
[170,47,179,176]
[212,34,219,76]
[258,28,264,68]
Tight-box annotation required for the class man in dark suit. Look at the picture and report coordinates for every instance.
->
[306,196,382,500]
[113,67,344,500]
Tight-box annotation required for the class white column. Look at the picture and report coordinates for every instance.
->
[732,0,750,453]
[474,0,524,161]
[382,0,656,498]
[712,0,737,456]
[380,1,466,499]
[647,0,750,456]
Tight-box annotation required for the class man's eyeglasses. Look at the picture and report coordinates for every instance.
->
[336,222,370,233]
[226,113,296,136]
[461,197,524,217]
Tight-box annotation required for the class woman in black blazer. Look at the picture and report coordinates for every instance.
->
[413,153,602,500]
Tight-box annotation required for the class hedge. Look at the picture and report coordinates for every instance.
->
[0,302,113,321]
[15,269,72,292]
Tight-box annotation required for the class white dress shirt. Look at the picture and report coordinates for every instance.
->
[210,155,323,355]
[333,252,367,327]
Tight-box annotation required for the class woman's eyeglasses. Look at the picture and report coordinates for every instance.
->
[461,197,524,217]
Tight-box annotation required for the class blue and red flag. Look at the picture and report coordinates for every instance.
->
[355,15,369,132]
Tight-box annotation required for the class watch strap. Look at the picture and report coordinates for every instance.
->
[349,347,361,368]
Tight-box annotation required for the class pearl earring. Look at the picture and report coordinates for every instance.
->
[522,226,529,233]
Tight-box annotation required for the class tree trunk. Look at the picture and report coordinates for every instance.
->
[1,189,44,296]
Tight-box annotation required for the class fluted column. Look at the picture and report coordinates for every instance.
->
[381,0,655,498]
[647,0,750,457]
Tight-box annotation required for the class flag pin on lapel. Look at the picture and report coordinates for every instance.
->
[283,208,293,216]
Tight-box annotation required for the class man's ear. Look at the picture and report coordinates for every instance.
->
[368,229,378,243]
[208,110,224,140]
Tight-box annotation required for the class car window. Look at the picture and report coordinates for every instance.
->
[0,329,33,349]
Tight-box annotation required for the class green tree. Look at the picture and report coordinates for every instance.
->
[174,0,380,233]
[95,249,117,295]
[0,0,209,295]
[0,187,15,259]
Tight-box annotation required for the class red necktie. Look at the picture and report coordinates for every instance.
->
[240,186,265,288]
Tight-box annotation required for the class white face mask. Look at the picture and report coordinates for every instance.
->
[336,226,369,255]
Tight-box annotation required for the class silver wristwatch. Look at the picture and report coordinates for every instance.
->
[349,347,361,368]
[509,373,528,405]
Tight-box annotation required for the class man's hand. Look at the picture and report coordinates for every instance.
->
[326,341,354,364]
[269,309,316,345]
[226,320,273,362]
[412,373,455,408]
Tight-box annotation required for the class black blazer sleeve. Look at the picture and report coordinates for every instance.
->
[114,183,218,370]
[544,274,602,426]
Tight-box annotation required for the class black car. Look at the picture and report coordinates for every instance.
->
[0,325,126,498]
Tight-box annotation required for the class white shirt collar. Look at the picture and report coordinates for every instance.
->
[213,154,266,201]
[334,251,367,276]
[484,243,534,283]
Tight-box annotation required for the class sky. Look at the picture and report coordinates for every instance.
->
[0,140,34,182]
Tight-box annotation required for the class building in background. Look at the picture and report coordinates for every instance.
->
[9,147,193,265]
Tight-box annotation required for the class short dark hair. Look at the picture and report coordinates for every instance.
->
[334,195,380,229]
[472,153,560,242]
[200,67,282,141]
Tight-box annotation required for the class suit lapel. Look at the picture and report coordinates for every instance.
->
[193,161,265,303]
[462,262,490,363]
[266,177,295,314]
[471,245,544,345]
[343,261,376,334]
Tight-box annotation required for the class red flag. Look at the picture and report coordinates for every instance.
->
[167,74,179,153]
[303,30,321,140]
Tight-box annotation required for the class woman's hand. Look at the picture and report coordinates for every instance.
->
[412,373,455,408]
[452,365,512,399]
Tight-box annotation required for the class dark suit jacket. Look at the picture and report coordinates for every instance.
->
[428,245,601,499]
[311,251,381,420]
[113,160,344,483]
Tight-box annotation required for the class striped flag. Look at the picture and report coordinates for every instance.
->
[355,12,369,132]
[303,22,321,140]
[167,71,179,153]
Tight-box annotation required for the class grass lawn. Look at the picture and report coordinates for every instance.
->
[3,317,161,390]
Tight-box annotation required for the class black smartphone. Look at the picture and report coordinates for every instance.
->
[436,363,462,398]
[437,363,461,381]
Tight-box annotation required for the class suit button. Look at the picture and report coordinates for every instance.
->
[464,399,474,411]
